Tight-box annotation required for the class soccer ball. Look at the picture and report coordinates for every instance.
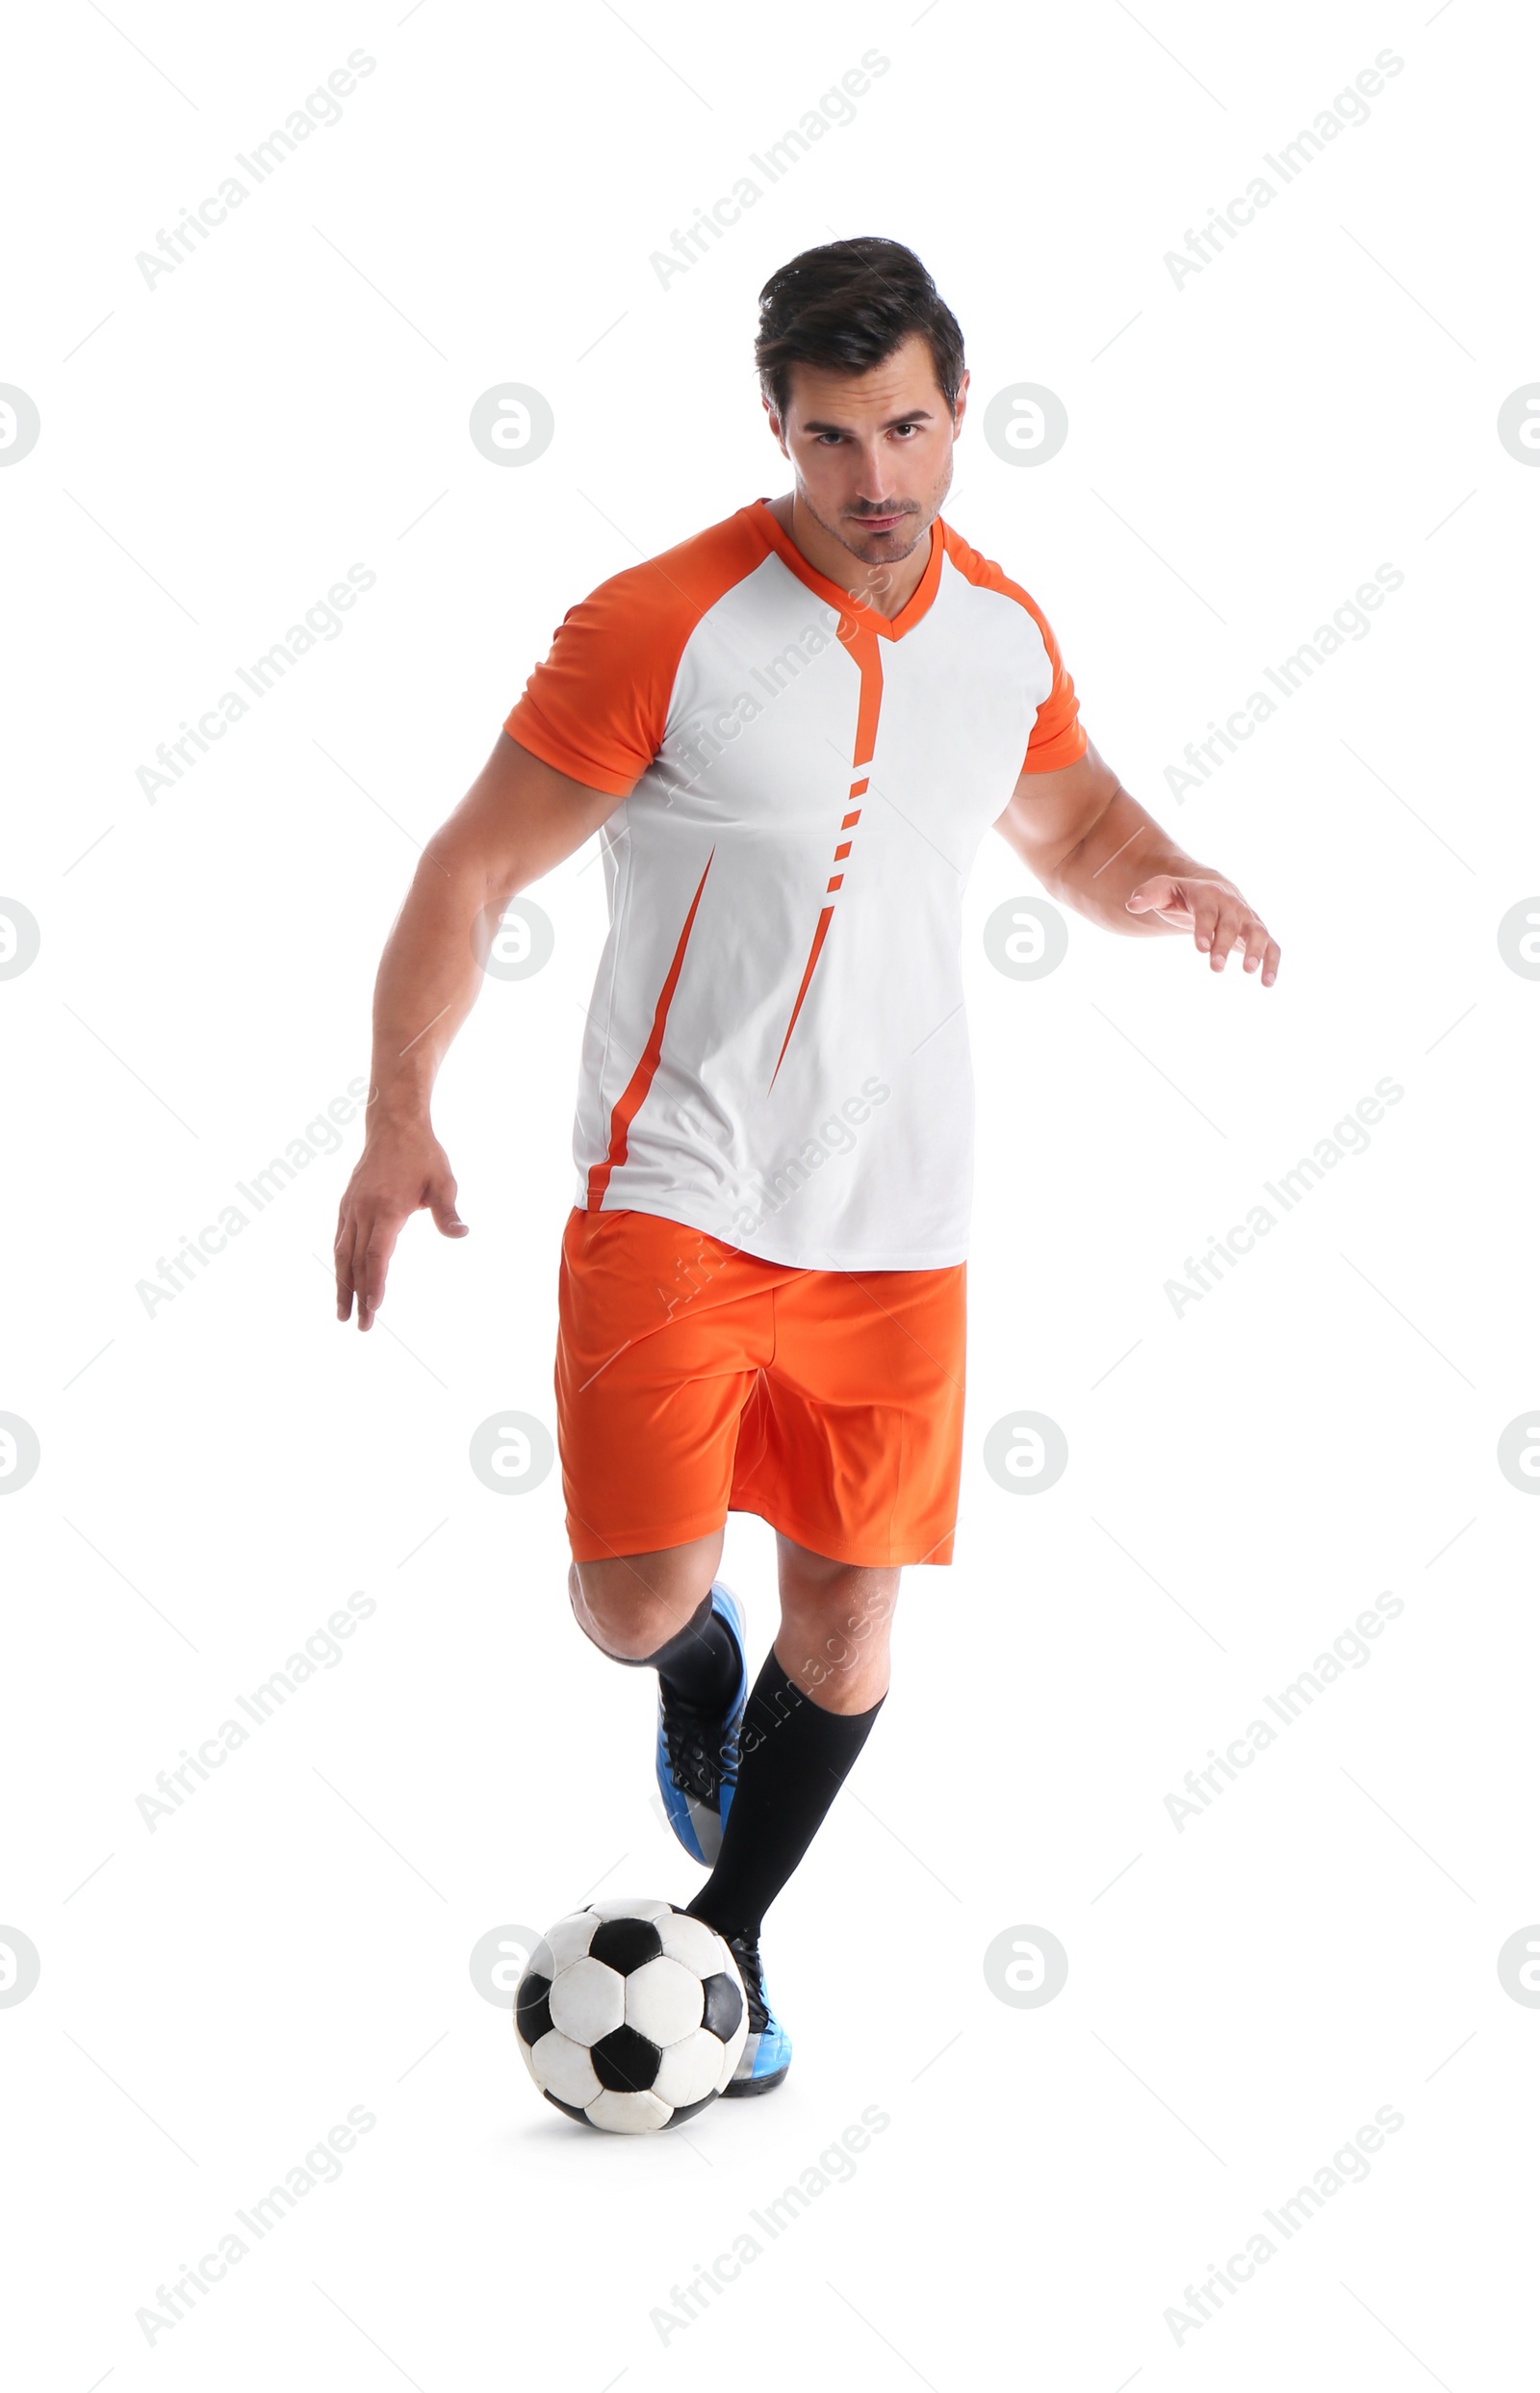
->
[514,1895,747,2132]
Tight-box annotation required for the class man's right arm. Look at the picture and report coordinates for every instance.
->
[334,732,627,1330]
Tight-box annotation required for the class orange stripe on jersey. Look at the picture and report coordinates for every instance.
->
[769,905,834,1090]
[838,618,884,769]
[587,848,715,1207]
[768,615,886,1089]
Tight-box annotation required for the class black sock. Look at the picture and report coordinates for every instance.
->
[631,1588,740,1712]
[685,1653,886,1943]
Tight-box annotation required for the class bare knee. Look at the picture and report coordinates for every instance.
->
[776,1541,899,1703]
[568,1532,722,1662]
[789,1580,896,1671]
[569,1558,669,1660]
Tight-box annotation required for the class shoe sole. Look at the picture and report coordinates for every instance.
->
[720,2063,790,2097]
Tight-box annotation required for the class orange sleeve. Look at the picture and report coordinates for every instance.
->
[1019,598,1088,774]
[502,512,769,798]
[503,570,679,798]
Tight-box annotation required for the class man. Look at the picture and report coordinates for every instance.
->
[334,238,1279,2100]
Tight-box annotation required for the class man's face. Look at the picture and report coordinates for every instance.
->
[767,330,968,567]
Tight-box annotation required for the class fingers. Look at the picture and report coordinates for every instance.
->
[334,1200,405,1330]
[1216,909,1280,982]
[1199,901,1281,982]
[1188,888,1226,962]
[358,1213,403,1332]
[427,1171,470,1239]
[334,1204,360,1324]
[1130,877,1279,982]
[1213,909,1247,970]
[1240,917,1280,983]
[335,1205,382,1329]
[1126,875,1177,915]
[332,1136,466,1330]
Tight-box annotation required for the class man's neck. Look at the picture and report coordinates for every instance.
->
[764,490,936,620]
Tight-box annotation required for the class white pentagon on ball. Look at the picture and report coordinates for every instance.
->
[529,2029,601,2109]
[588,1892,674,1923]
[657,1911,730,1976]
[542,1910,602,1971]
[653,2027,725,2110]
[626,1954,705,2046]
[548,1954,625,2044]
[587,2087,671,2133]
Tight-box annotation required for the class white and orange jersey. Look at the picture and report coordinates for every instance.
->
[504,497,1086,1270]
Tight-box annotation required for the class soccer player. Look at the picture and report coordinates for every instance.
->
[334,238,1280,2097]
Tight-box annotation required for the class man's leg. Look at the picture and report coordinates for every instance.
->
[568,1530,749,1866]
[776,1536,898,1712]
[686,1534,897,1943]
[567,1529,733,1695]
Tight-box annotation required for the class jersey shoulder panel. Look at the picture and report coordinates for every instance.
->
[504,506,771,796]
[939,521,1089,775]
[939,517,1064,653]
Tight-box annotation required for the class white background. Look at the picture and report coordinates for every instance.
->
[3,1,1536,2385]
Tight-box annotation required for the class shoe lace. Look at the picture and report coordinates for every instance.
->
[728,1933,770,2034]
[661,1695,728,1803]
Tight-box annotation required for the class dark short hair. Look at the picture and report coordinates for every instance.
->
[755,238,965,425]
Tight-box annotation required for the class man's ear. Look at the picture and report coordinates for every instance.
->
[951,367,970,434]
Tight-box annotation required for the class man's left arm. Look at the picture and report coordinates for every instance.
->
[994,739,1281,984]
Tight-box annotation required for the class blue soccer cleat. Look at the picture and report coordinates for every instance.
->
[719,1930,792,2096]
[654,1582,747,1866]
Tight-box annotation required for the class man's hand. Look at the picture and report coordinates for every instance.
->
[1126,874,1281,984]
[994,741,1281,984]
[333,734,627,1333]
[334,1116,468,1330]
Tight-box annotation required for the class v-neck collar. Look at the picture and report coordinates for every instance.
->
[750,497,944,641]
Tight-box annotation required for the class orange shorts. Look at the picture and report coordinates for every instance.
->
[554,1207,966,1568]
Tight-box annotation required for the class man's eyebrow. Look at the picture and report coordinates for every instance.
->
[799,408,937,433]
